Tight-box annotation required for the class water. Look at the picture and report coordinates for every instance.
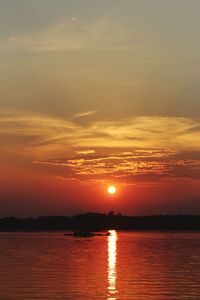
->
[1,231,200,299]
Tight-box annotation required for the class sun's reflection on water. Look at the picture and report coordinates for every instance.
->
[107,230,118,300]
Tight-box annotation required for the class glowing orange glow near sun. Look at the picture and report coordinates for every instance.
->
[108,185,117,195]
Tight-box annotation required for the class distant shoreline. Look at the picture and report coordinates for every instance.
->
[1,229,200,233]
[1,213,200,232]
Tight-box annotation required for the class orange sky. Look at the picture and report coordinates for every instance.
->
[0,1,200,216]
[0,115,199,216]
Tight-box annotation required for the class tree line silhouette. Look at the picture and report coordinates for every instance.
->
[1,212,200,231]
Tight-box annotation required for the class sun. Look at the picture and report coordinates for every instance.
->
[108,185,117,195]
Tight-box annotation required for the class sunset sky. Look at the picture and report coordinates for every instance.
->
[0,0,200,216]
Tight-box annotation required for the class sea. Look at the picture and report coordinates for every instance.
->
[0,231,200,299]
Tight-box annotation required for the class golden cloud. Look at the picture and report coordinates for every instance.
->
[1,110,200,185]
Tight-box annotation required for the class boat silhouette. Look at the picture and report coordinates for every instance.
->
[64,230,111,237]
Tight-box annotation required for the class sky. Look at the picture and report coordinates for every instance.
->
[0,0,200,216]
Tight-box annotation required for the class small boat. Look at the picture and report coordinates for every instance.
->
[64,230,111,237]
[91,232,111,236]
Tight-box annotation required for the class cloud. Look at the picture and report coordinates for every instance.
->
[1,110,200,153]
[0,17,143,52]
[71,110,97,120]
[0,109,200,185]
[75,150,96,155]
[185,125,200,133]
[34,150,200,185]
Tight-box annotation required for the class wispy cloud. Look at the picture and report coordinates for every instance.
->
[1,110,200,153]
[1,109,200,185]
[71,110,97,120]
[34,150,200,185]
[185,125,200,133]
[0,17,143,52]
[75,150,96,155]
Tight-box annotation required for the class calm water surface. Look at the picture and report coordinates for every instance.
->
[1,231,200,299]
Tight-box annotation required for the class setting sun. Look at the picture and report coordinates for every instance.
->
[108,186,117,195]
